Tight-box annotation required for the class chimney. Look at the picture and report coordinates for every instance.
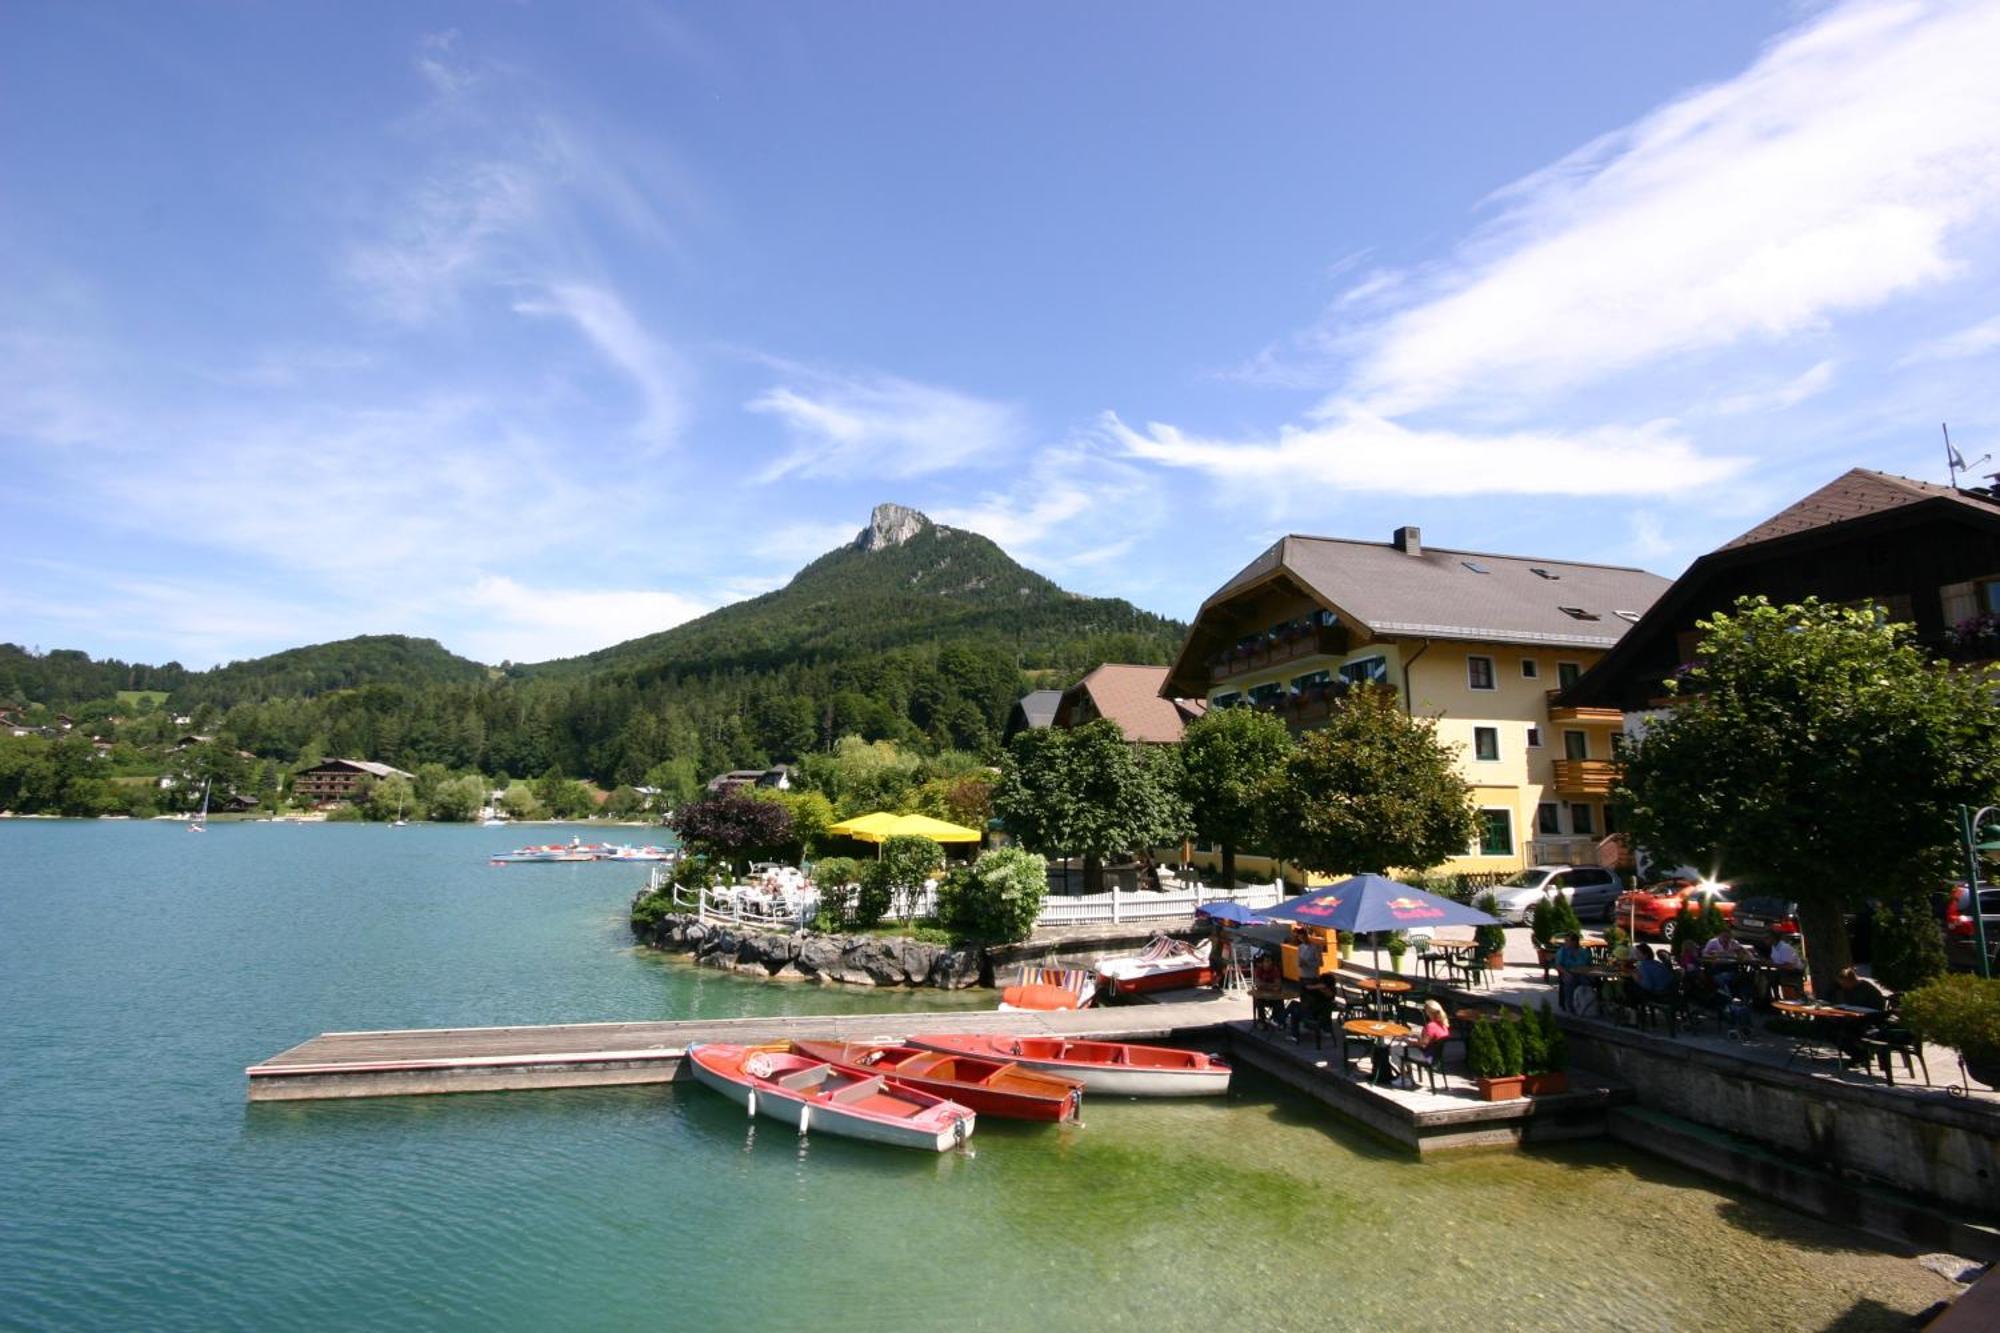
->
[1392,525,1422,556]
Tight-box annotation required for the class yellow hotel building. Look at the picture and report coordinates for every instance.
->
[1161,525,1669,879]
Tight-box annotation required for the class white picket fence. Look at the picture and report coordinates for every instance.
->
[1034,880,1285,926]
[650,864,1283,930]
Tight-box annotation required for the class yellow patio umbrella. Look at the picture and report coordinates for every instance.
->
[824,811,982,845]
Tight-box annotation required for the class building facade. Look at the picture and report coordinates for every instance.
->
[291,759,414,805]
[1163,526,1668,878]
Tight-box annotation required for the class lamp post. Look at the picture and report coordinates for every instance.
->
[1955,805,1997,981]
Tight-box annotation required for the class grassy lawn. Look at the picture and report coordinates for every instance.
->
[116,690,169,707]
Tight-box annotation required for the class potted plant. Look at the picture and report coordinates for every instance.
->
[1521,1000,1571,1095]
[1529,897,1558,971]
[1467,1015,1524,1101]
[1473,892,1508,974]
[1900,974,2000,1089]
[1386,930,1410,974]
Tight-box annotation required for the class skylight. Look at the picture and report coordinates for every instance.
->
[1460,560,1490,574]
[1613,609,1640,623]
[1558,606,1601,621]
[1530,567,1560,580]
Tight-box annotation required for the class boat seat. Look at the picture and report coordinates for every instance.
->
[829,1075,887,1104]
[777,1066,829,1092]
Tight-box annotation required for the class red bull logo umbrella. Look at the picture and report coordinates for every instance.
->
[1264,874,1498,972]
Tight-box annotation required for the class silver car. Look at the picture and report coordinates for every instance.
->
[1488,865,1625,924]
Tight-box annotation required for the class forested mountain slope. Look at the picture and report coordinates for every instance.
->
[2,505,1187,788]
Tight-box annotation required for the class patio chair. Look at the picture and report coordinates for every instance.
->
[1401,1040,1445,1093]
[1856,1020,1931,1088]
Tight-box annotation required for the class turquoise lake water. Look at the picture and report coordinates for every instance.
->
[0,822,1951,1330]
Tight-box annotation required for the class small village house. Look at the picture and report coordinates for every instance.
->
[1051,664,1205,744]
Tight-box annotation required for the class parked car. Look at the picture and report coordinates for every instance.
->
[1942,882,2000,973]
[1610,877,1735,942]
[1488,865,1625,925]
[1728,892,1801,948]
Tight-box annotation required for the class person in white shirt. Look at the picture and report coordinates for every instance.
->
[1769,937,1801,969]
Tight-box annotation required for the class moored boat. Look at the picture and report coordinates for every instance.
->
[791,1040,1082,1123]
[910,1034,1230,1097]
[1093,934,1214,996]
[490,844,597,863]
[686,1043,976,1151]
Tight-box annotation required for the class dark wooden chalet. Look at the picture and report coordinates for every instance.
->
[1565,468,2000,711]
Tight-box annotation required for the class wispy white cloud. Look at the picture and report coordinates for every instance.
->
[514,282,686,446]
[1708,359,1838,417]
[931,441,1165,573]
[458,575,710,662]
[747,369,1025,481]
[1340,0,2000,416]
[1103,407,1745,501]
[1898,313,2000,366]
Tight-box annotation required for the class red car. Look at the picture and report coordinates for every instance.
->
[1610,878,1736,942]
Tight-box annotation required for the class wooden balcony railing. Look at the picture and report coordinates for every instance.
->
[1209,625,1349,683]
[1544,690,1623,725]
[1550,759,1620,796]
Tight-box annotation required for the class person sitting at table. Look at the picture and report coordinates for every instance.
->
[1830,966,1890,1064]
[1396,999,1453,1086]
[1675,936,1703,975]
[1292,971,1339,1044]
[1703,927,1748,998]
[1633,944,1673,995]
[1250,951,1284,1031]
[1554,932,1594,1013]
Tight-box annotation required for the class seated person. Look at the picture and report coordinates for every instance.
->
[1703,927,1748,997]
[1291,971,1339,1042]
[1250,952,1284,1030]
[1675,937,1704,975]
[1831,966,1890,1064]
[1396,1000,1454,1084]
[1294,927,1324,993]
[1769,935,1802,971]
[1553,932,1594,1013]
[1632,944,1674,996]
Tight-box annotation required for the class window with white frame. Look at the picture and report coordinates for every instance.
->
[1526,726,1542,748]
[1477,808,1514,857]
[1473,726,1499,761]
[1520,658,1539,679]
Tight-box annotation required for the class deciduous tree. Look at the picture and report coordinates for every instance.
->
[671,793,794,872]
[995,719,1189,892]
[1178,706,1294,887]
[1620,597,2000,998]
[1266,685,1477,879]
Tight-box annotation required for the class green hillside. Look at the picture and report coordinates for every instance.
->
[174,635,489,709]
[531,504,1179,681]
[1,505,1187,793]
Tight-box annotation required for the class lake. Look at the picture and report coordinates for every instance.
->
[0,821,1950,1330]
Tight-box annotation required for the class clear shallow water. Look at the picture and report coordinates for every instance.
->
[0,822,1949,1331]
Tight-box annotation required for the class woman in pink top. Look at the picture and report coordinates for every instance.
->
[1396,1000,1453,1086]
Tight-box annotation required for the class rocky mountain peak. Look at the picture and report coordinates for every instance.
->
[854,502,933,552]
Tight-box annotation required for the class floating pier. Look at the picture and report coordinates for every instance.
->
[245,996,1245,1102]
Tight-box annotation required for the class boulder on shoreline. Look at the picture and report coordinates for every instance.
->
[628,898,985,989]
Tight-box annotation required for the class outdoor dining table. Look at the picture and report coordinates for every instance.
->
[1773,999,1867,1067]
[1342,1019,1411,1085]
[1419,939,1475,981]
[1574,965,1625,1017]
[1355,976,1413,1016]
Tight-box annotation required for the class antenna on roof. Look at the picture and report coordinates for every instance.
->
[1945,422,1989,489]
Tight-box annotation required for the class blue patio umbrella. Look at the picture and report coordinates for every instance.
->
[1264,874,1498,974]
[1195,901,1265,925]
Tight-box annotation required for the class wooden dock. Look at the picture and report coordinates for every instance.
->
[245,995,1249,1102]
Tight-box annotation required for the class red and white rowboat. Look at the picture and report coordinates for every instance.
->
[685,1042,976,1152]
[791,1040,1083,1123]
[910,1034,1230,1098]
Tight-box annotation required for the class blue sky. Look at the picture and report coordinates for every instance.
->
[7,1,2000,667]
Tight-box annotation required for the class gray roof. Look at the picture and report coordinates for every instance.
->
[1209,535,1671,651]
[1012,689,1063,730]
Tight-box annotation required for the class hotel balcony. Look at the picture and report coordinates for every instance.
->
[1208,624,1349,683]
[1550,758,1620,797]
[1544,690,1624,725]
